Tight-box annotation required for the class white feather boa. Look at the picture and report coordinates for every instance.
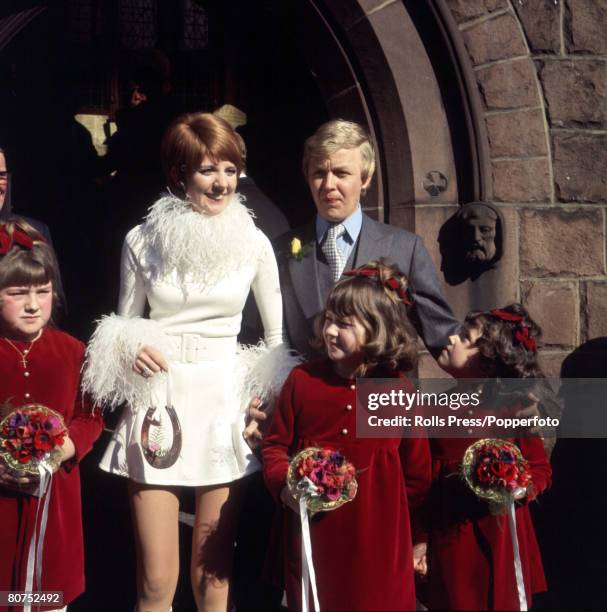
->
[82,314,172,410]
[237,343,303,409]
[143,192,261,289]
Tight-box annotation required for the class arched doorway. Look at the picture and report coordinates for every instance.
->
[0,0,484,232]
[0,3,491,609]
[294,0,489,220]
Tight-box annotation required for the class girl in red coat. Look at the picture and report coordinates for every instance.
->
[0,220,103,611]
[263,260,431,612]
[420,303,551,611]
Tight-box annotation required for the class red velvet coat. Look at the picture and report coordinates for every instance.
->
[0,328,103,610]
[263,360,431,612]
[423,434,551,611]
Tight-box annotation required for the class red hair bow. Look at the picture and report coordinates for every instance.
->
[490,309,522,322]
[490,309,537,352]
[344,267,377,279]
[0,224,34,255]
[514,326,537,352]
[344,266,413,305]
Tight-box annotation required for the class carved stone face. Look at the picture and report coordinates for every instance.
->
[461,204,498,263]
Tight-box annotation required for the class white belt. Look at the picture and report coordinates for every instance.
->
[165,334,236,363]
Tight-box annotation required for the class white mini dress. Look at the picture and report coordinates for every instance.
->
[84,194,294,486]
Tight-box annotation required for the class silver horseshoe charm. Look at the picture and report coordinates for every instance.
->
[141,404,182,469]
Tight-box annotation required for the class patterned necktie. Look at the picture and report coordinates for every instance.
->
[322,223,347,281]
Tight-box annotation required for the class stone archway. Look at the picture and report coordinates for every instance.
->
[299,0,607,376]
[298,0,476,225]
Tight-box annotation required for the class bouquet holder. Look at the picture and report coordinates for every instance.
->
[461,438,530,611]
[0,404,66,610]
[286,447,358,612]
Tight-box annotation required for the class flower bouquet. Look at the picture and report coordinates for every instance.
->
[461,438,532,611]
[0,404,66,496]
[461,438,531,510]
[287,447,358,612]
[287,447,358,513]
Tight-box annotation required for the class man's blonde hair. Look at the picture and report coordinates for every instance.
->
[302,119,376,184]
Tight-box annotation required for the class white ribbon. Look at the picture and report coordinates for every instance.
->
[297,478,321,612]
[507,501,528,611]
[150,369,173,427]
[24,463,54,612]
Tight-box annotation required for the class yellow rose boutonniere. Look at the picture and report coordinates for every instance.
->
[289,236,312,261]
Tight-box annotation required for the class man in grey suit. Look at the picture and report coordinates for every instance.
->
[237,120,460,612]
[275,119,459,359]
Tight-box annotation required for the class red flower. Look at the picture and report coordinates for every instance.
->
[33,430,54,453]
[4,438,22,453]
[490,461,509,478]
[15,425,30,439]
[16,448,32,463]
[476,464,491,484]
[325,487,341,501]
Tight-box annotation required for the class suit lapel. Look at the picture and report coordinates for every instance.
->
[354,214,391,268]
[288,222,324,319]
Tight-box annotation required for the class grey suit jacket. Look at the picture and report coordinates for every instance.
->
[274,213,459,358]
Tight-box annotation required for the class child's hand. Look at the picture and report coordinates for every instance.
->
[280,485,301,515]
[413,543,428,576]
[59,436,76,463]
[0,436,77,494]
[0,456,40,493]
[134,345,168,378]
[511,486,527,501]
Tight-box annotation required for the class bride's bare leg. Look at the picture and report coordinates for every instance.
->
[191,481,244,612]
[129,482,180,612]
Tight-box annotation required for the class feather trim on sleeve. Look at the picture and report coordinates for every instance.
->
[236,342,303,409]
[82,314,171,410]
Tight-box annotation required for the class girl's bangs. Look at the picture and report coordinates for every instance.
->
[0,258,53,289]
[326,282,359,319]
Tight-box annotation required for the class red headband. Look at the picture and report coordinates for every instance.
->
[0,224,35,255]
[490,309,537,352]
[343,265,413,305]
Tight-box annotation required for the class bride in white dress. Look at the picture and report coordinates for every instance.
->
[83,112,297,612]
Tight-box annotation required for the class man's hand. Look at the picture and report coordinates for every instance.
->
[246,398,267,426]
[243,397,268,449]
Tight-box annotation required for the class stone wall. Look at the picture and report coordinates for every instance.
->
[445,0,607,376]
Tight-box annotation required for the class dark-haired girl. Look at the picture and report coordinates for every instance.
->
[421,304,551,611]
[263,260,431,611]
[0,220,102,611]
